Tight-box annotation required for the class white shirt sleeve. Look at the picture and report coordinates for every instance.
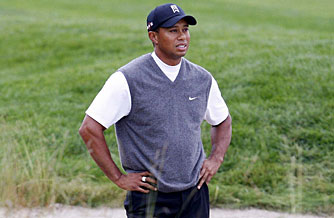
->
[85,71,131,129]
[204,76,229,126]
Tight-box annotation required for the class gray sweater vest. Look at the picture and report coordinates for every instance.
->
[115,53,212,192]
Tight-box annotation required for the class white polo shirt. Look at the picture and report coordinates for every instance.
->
[86,52,229,128]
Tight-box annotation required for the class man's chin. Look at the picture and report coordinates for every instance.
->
[176,51,188,58]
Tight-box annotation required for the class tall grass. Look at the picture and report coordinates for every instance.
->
[0,0,333,215]
[0,120,124,207]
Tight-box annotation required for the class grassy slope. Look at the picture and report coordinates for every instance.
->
[0,0,333,215]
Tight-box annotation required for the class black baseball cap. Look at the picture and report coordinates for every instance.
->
[147,3,197,32]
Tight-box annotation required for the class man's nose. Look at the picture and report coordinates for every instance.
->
[178,30,187,40]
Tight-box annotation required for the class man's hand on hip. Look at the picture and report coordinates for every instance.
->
[115,171,157,193]
[197,158,222,189]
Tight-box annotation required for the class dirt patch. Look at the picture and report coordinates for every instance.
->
[0,205,325,218]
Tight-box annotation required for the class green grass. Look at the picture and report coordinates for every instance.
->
[0,0,333,215]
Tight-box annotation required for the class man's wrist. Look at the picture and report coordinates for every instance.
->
[112,173,124,185]
[209,154,224,165]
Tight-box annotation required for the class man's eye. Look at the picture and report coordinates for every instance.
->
[170,29,177,32]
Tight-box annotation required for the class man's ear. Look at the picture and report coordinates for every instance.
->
[148,31,158,45]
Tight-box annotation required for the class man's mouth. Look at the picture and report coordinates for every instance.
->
[176,44,187,48]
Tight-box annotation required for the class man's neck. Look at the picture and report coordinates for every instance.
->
[154,49,182,66]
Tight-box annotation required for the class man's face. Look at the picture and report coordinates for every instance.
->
[153,19,190,65]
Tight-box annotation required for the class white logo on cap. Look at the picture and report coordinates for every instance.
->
[170,5,180,13]
[147,22,153,30]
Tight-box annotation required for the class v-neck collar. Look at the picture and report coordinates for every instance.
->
[148,54,184,85]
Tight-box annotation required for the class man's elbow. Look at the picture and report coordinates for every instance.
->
[226,114,232,126]
[78,125,84,138]
[79,122,89,139]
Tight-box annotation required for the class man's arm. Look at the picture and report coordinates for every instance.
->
[198,114,232,189]
[79,115,157,193]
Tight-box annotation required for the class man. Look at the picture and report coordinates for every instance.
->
[79,3,232,218]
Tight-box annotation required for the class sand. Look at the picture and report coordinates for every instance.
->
[0,204,325,218]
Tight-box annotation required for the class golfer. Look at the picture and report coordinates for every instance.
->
[79,3,232,218]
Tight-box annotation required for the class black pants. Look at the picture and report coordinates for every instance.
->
[124,183,209,218]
